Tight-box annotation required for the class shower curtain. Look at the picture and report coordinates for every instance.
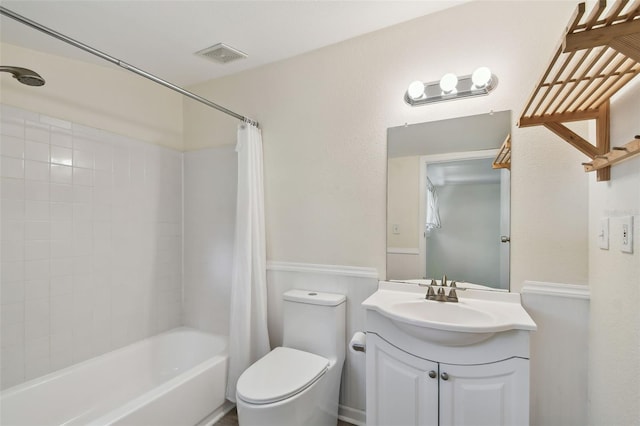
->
[226,123,271,402]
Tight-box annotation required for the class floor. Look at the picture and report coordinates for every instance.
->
[215,408,353,426]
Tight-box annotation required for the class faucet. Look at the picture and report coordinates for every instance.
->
[424,275,459,302]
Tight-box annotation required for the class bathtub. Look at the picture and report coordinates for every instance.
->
[0,327,229,426]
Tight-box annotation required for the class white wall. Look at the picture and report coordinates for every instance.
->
[0,43,184,150]
[0,105,183,389]
[183,145,237,336]
[183,1,590,419]
[587,79,640,425]
[184,1,588,292]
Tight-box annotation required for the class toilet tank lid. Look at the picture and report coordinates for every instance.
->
[283,290,346,306]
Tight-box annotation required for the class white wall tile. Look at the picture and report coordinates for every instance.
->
[25,200,49,221]
[25,279,49,301]
[25,181,49,201]
[1,279,24,304]
[73,167,93,186]
[1,105,183,387]
[1,135,25,159]
[24,141,49,163]
[50,129,72,148]
[50,184,73,204]
[50,146,73,166]
[2,178,25,200]
[50,164,72,184]
[1,302,24,325]
[1,261,24,283]
[25,222,50,240]
[24,160,49,182]
[25,122,50,144]
[1,199,24,221]
[1,118,25,138]
[1,156,24,179]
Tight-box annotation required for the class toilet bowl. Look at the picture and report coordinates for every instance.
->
[236,289,346,426]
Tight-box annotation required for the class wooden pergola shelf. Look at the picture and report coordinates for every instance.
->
[492,134,512,170]
[518,0,640,181]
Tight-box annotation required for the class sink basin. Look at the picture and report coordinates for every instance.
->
[384,300,498,346]
[388,300,496,326]
[362,282,537,347]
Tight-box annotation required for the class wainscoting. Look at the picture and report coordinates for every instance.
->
[521,281,590,426]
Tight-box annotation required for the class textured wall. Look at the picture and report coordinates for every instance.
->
[588,79,640,425]
[182,145,237,336]
[0,43,183,150]
[184,1,585,291]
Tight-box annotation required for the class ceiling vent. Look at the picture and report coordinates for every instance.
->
[195,43,248,65]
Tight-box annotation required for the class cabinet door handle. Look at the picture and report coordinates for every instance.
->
[428,370,437,379]
[440,372,449,381]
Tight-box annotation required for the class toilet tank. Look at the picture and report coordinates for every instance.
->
[282,290,346,362]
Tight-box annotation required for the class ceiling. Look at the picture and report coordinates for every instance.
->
[0,1,466,87]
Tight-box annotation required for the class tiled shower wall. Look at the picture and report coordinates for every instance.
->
[0,105,183,389]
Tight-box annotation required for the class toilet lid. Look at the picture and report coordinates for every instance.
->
[236,347,329,405]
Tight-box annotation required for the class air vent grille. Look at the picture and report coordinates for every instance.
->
[195,43,248,64]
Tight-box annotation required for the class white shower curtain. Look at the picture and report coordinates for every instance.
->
[225,123,271,402]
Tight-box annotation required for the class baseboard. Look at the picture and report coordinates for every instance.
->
[339,404,366,426]
[521,280,590,300]
[267,261,378,279]
[387,247,419,255]
[197,401,235,426]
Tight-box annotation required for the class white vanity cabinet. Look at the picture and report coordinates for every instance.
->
[438,357,529,426]
[366,333,529,426]
[367,333,439,426]
[363,282,536,426]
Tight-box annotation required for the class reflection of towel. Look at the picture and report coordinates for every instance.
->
[426,177,441,230]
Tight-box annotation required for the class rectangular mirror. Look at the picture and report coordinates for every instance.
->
[387,111,512,291]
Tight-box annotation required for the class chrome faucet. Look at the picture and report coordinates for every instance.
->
[424,275,459,302]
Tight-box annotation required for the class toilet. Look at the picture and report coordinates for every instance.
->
[236,289,346,426]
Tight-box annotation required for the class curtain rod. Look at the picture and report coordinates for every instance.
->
[0,6,259,128]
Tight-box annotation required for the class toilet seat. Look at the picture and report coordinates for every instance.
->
[236,347,329,405]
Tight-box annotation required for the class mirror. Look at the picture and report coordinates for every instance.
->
[386,111,512,290]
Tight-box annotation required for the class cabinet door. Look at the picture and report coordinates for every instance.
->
[439,357,529,426]
[366,334,439,426]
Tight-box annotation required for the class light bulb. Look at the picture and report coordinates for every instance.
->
[407,80,425,100]
[439,73,458,93]
[472,67,492,88]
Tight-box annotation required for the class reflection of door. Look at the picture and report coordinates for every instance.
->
[418,150,509,289]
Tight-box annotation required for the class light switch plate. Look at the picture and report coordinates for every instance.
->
[599,217,609,250]
[620,216,633,254]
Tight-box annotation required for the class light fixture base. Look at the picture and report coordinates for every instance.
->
[404,74,498,106]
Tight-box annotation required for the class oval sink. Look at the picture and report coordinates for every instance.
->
[383,300,499,346]
[388,300,496,327]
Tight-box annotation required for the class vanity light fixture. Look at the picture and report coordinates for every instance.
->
[405,67,498,106]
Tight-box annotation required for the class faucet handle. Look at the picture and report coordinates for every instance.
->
[447,288,458,303]
[425,286,436,300]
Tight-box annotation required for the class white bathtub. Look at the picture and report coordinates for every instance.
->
[0,327,229,426]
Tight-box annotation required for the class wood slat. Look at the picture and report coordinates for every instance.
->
[492,134,512,170]
[543,122,599,158]
[583,137,640,171]
[519,1,640,181]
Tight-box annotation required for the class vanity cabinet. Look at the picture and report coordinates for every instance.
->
[366,333,530,426]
